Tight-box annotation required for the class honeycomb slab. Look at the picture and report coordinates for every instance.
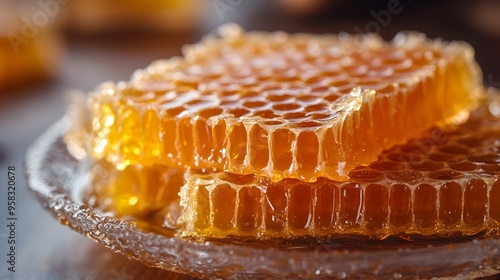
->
[84,94,500,239]
[178,95,500,238]
[87,25,484,181]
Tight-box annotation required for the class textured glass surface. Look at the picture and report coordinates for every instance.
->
[26,119,500,279]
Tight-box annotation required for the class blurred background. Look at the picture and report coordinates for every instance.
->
[0,0,500,279]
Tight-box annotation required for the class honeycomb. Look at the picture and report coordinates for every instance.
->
[179,94,500,238]
[88,25,483,182]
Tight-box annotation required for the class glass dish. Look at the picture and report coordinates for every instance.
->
[26,118,500,279]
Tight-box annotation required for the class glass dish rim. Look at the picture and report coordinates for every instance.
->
[25,117,500,279]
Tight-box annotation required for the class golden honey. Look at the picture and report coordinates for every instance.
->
[82,94,500,239]
[67,26,500,241]
[178,96,500,238]
[87,25,483,182]
[84,160,184,220]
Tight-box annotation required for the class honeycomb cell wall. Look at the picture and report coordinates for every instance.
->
[179,97,500,238]
[87,25,484,181]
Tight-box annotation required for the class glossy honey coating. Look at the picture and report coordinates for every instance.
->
[84,160,184,225]
[88,25,483,182]
[179,95,500,238]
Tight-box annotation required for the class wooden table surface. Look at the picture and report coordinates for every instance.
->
[1,1,500,279]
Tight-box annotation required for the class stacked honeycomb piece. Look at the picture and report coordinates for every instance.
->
[71,25,500,239]
[180,99,500,238]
